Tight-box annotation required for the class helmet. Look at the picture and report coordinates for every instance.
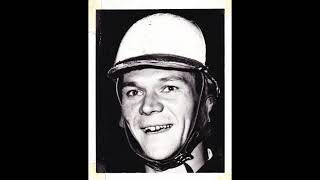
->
[107,13,220,171]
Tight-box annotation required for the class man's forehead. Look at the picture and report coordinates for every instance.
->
[122,68,195,84]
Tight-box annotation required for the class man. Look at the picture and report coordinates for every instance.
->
[106,13,221,173]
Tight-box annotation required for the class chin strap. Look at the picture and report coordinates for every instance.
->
[124,122,213,171]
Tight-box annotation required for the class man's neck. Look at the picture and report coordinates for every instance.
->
[145,142,207,173]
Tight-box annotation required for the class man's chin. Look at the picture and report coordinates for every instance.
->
[143,147,176,160]
[139,138,180,160]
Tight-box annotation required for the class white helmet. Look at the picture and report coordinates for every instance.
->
[108,13,219,98]
[107,13,220,172]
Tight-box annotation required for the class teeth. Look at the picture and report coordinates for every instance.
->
[144,124,172,133]
[150,127,156,131]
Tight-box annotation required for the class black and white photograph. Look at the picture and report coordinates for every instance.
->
[95,9,225,173]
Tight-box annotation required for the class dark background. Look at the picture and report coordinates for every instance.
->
[96,9,224,172]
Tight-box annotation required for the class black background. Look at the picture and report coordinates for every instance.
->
[96,9,225,172]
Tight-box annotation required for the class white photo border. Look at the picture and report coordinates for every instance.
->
[89,1,231,179]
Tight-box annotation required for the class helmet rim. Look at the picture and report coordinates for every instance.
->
[107,53,220,98]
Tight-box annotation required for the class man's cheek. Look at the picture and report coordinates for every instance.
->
[122,105,137,122]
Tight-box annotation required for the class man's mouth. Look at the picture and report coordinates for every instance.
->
[142,124,173,134]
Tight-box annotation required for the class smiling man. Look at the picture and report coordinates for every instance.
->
[106,13,221,173]
[121,69,198,161]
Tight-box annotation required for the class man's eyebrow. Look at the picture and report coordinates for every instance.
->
[121,75,192,87]
[159,76,190,84]
[122,81,137,87]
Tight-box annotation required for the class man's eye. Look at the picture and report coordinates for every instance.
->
[162,86,178,93]
[126,90,143,97]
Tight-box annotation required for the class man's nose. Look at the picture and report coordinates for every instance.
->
[139,92,164,115]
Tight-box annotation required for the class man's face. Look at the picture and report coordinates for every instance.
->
[120,68,198,160]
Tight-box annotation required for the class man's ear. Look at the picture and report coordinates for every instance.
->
[119,116,125,128]
[205,96,216,121]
